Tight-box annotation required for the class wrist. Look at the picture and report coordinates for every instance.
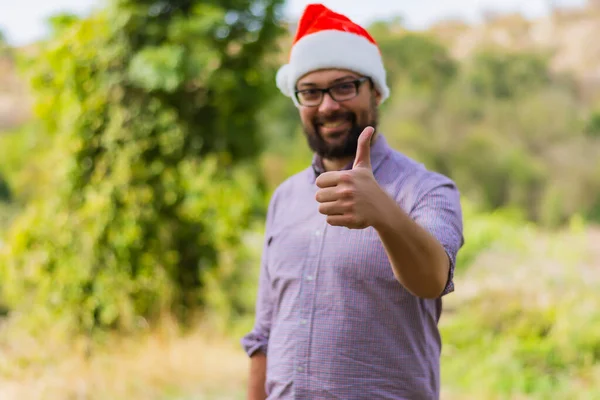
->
[371,190,402,232]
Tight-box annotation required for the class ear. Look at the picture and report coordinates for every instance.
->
[373,89,382,106]
[368,79,382,106]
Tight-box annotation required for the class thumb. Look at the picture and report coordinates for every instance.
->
[353,126,375,170]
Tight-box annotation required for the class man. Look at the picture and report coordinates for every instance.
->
[241,4,464,399]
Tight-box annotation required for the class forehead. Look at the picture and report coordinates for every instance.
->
[296,69,360,87]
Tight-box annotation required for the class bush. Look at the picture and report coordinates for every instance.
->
[455,199,533,273]
[442,215,598,399]
[442,284,600,398]
[380,46,600,228]
[0,0,285,337]
[0,175,9,203]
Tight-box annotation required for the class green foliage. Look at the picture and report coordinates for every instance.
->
[372,29,458,94]
[467,50,552,99]
[128,45,188,92]
[0,204,17,236]
[46,13,81,38]
[455,199,532,273]
[0,124,52,203]
[441,210,597,398]
[258,94,301,153]
[586,109,600,138]
[0,29,11,56]
[587,193,600,223]
[0,175,9,203]
[0,0,285,335]
[0,130,25,236]
[380,45,600,227]
[442,266,600,398]
[259,124,314,198]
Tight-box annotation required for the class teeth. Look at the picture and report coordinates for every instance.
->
[322,121,345,128]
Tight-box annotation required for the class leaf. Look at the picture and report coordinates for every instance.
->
[128,45,186,92]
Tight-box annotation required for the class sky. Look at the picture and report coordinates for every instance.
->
[0,0,589,46]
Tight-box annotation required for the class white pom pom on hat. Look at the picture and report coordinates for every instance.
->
[276,64,292,97]
[276,3,390,106]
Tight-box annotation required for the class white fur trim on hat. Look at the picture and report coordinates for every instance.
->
[276,29,390,106]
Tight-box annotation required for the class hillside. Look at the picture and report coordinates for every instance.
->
[429,6,600,95]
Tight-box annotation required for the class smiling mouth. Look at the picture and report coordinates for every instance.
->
[321,120,347,129]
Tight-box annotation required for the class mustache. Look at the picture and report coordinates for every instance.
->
[313,112,354,125]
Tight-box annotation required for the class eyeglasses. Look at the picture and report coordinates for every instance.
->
[294,77,370,107]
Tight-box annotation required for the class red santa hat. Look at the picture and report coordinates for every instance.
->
[276,3,390,106]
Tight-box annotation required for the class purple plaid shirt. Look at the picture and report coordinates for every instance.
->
[242,134,464,399]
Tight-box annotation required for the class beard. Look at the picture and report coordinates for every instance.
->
[302,98,378,160]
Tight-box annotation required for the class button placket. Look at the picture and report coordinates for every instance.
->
[293,221,325,391]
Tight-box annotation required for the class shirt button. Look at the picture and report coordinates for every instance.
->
[297,366,304,372]
[305,275,314,281]
[300,319,307,325]
[315,230,321,236]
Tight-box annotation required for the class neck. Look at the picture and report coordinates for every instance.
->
[322,156,353,172]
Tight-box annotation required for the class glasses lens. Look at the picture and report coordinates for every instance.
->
[298,90,321,106]
[331,82,357,101]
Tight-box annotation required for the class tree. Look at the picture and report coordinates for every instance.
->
[46,12,81,38]
[586,110,600,138]
[0,174,9,202]
[381,46,600,228]
[0,0,285,336]
[467,50,552,99]
[373,30,458,94]
[0,29,10,56]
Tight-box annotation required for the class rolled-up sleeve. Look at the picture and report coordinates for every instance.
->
[241,258,272,356]
[241,190,279,356]
[409,174,464,297]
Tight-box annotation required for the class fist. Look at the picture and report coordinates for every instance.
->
[315,127,385,229]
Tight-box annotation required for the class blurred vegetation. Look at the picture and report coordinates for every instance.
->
[441,210,599,399]
[0,176,9,203]
[0,4,599,399]
[369,25,600,228]
[0,0,286,337]
[0,175,12,234]
[0,30,9,56]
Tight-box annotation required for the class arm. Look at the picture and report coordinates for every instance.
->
[242,249,272,399]
[313,128,463,298]
[373,179,464,299]
[247,352,267,400]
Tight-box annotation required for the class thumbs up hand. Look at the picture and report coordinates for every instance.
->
[352,125,373,170]
[315,127,387,229]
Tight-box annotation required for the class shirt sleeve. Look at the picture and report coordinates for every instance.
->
[240,189,279,357]
[409,173,464,297]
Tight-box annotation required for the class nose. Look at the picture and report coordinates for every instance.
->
[318,92,341,114]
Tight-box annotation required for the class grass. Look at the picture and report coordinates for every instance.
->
[440,220,600,399]
[0,318,249,400]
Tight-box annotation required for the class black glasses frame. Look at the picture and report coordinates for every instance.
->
[294,77,371,107]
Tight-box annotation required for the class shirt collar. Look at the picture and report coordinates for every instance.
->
[309,133,391,183]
